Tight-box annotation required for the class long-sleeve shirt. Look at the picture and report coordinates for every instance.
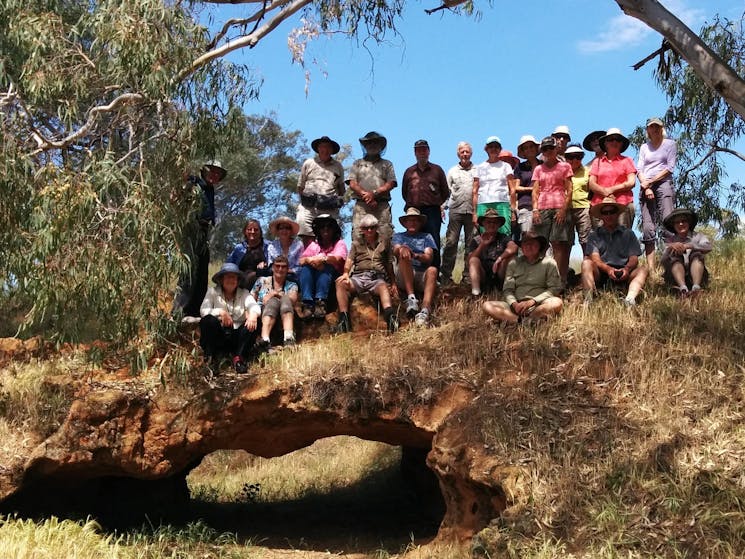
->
[200,286,260,328]
[502,255,562,306]
[446,163,475,213]
[637,139,676,182]
[402,162,449,207]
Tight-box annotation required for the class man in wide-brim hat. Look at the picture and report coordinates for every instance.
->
[348,130,397,241]
[297,135,345,236]
[482,230,562,324]
[660,208,712,297]
[392,208,439,327]
[467,208,518,297]
[582,195,647,306]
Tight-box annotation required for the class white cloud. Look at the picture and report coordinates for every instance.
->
[577,0,706,54]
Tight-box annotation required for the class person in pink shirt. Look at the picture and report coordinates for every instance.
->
[589,128,637,228]
[297,215,348,319]
[530,137,573,285]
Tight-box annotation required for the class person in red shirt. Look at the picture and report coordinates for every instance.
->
[589,128,637,228]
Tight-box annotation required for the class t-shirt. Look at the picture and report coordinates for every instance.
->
[468,233,511,263]
[532,161,572,210]
[589,155,637,206]
[586,225,642,267]
[474,160,513,204]
[300,238,348,273]
[250,276,299,307]
[392,231,437,271]
[513,160,536,210]
[571,166,591,209]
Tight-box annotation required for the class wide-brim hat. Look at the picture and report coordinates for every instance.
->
[269,216,300,237]
[564,144,585,158]
[202,160,227,181]
[359,131,387,149]
[398,207,428,227]
[582,130,606,151]
[646,117,665,128]
[311,135,340,154]
[520,230,549,253]
[311,213,342,237]
[589,195,626,219]
[517,135,539,158]
[599,128,630,153]
[663,208,698,233]
[498,150,519,168]
[212,262,241,284]
[552,125,571,139]
[477,208,506,228]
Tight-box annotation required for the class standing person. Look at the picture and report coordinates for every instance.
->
[660,208,712,297]
[472,136,514,236]
[334,215,398,334]
[199,263,261,374]
[530,137,573,285]
[297,215,348,319]
[638,117,677,270]
[551,125,571,160]
[296,135,345,237]
[226,219,267,290]
[565,144,592,256]
[583,130,606,167]
[401,139,449,270]
[266,216,304,280]
[588,128,637,228]
[348,131,397,241]
[482,231,563,324]
[251,255,299,349]
[392,208,439,327]
[441,141,476,286]
[581,196,648,307]
[510,135,541,242]
[174,160,227,322]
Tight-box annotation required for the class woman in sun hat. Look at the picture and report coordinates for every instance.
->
[509,135,541,242]
[637,117,677,270]
[588,128,637,228]
[199,262,261,374]
[266,216,304,280]
[564,144,592,255]
[472,135,514,236]
[660,208,712,297]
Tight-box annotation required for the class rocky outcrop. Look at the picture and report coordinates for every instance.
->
[0,331,522,541]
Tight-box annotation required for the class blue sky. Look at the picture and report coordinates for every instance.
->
[209,0,744,236]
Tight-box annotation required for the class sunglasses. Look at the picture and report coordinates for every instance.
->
[600,208,619,216]
[605,138,622,143]
[566,154,583,160]
[361,226,377,231]
[273,264,288,269]
[277,225,293,231]
[541,146,556,152]
[552,134,570,140]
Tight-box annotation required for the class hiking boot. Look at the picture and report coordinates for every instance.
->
[312,300,327,319]
[387,311,399,334]
[297,301,313,319]
[334,312,351,334]
[283,333,297,348]
[255,338,271,354]
[405,296,419,317]
[232,356,248,374]
[414,309,430,327]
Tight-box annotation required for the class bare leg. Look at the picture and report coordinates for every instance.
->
[670,261,687,289]
[581,259,598,292]
[421,267,438,310]
[627,266,648,300]
[336,277,353,312]
[644,242,656,271]
[398,258,416,298]
[260,316,276,340]
[552,241,569,285]
[483,301,518,324]
[468,256,484,294]
[532,297,563,318]
[375,283,393,309]
[690,259,705,287]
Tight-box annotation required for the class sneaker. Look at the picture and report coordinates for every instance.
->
[405,296,419,318]
[283,334,297,347]
[414,309,430,327]
[334,312,351,334]
[623,297,637,308]
[232,356,248,374]
[255,338,271,353]
[312,300,327,319]
[181,315,201,325]
[387,312,399,334]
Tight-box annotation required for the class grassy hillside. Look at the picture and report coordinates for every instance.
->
[1,239,744,558]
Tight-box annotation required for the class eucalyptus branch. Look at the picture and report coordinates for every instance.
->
[680,145,745,181]
[178,0,312,83]
[30,92,145,155]
[115,132,169,165]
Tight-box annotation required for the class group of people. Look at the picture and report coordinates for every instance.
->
[175,121,713,371]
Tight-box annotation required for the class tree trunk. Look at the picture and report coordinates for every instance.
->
[615,0,745,120]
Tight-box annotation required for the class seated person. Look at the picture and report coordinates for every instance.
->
[298,214,348,319]
[581,196,648,306]
[250,255,299,348]
[482,231,562,324]
[392,208,438,326]
[266,216,304,280]
[660,207,712,297]
[335,215,398,333]
[226,219,267,289]
[468,208,518,297]
[199,263,261,373]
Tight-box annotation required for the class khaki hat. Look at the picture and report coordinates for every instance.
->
[599,128,630,153]
[520,230,549,253]
[589,195,626,219]
[552,125,571,139]
[202,160,227,181]
[268,216,300,237]
[517,135,539,158]
[398,207,428,227]
[477,208,506,228]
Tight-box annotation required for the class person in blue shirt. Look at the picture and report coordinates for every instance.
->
[392,208,438,327]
